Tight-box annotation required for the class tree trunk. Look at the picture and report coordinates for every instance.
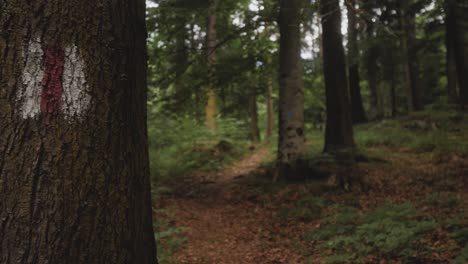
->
[320,0,355,153]
[446,0,459,103]
[0,1,157,263]
[453,0,468,107]
[399,2,423,111]
[173,14,189,108]
[346,0,367,124]
[266,75,274,140]
[277,0,305,169]
[249,81,261,143]
[205,0,218,130]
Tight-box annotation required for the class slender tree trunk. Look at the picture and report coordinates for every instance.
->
[320,0,355,153]
[277,0,305,170]
[399,3,423,111]
[173,14,189,108]
[364,13,380,120]
[0,1,157,263]
[446,0,459,103]
[346,0,367,124]
[453,0,468,107]
[205,0,218,130]
[249,80,261,142]
[391,74,397,117]
[266,75,274,140]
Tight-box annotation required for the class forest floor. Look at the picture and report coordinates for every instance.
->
[156,147,467,263]
[154,112,468,264]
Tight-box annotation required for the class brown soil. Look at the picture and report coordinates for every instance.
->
[157,147,468,264]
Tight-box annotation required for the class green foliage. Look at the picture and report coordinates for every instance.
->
[453,245,468,264]
[153,209,187,264]
[149,117,250,182]
[303,203,437,262]
[446,215,468,246]
[276,195,327,223]
[355,110,468,155]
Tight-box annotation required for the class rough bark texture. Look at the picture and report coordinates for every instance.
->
[0,1,157,263]
[277,0,305,167]
[346,0,367,124]
[320,0,355,153]
[205,0,218,130]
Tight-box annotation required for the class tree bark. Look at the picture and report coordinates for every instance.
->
[173,13,189,108]
[266,75,274,140]
[249,80,261,143]
[346,0,367,124]
[452,0,468,107]
[399,2,423,111]
[320,0,355,153]
[277,0,305,168]
[0,1,157,263]
[446,0,459,103]
[205,0,218,130]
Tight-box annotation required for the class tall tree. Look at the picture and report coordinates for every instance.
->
[205,0,219,130]
[277,0,305,173]
[446,0,459,103]
[451,0,468,107]
[0,1,157,263]
[399,0,423,111]
[320,0,355,153]
[366,25,381,120]
[346,0,367,124]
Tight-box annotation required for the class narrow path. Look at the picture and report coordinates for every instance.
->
[163,147,304,264]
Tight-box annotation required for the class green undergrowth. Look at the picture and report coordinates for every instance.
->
[302,203,438,263]
[355,110,468,155]
[148,117,251,184]
[445,214,468,263]
[153,208,187,264]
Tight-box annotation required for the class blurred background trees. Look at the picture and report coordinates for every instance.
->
[146,0,468,181]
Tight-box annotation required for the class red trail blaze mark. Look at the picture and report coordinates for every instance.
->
[41,47,65,114]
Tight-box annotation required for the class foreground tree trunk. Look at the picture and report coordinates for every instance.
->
[205,0,218,130]
[277,0,305,173]
[320,0,355,153]
[346,0,367,124]
[0,1,157,263]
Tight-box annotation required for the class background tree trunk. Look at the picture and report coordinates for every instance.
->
[346,0,367,124]
[399,2,423,111]
[453,0,468,107]
[173,13,189,108]
[249,81,261,143]
[0,1,157,263]
[277,0,305,169]
[446,0,459,103]
[266,76,274,140]
[205,0,218,130]
[320,0,355,153]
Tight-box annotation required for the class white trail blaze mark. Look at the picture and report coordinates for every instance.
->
[19,39,43,118]
[18,38,90,119]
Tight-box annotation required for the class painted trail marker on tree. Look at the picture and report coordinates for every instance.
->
[18,38,90,119]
